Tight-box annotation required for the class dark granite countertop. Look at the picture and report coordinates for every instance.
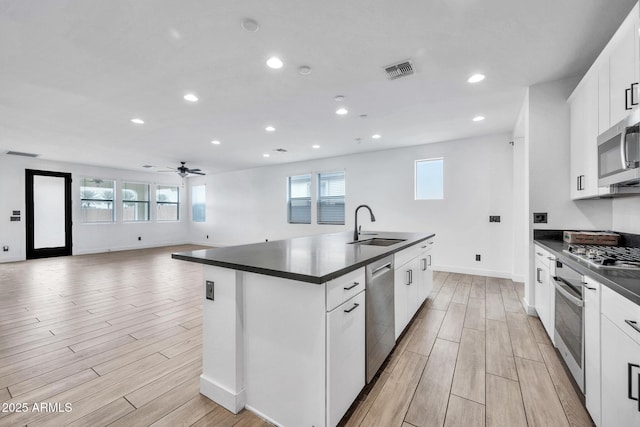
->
[172,231,435,284]
[535,238,640,306]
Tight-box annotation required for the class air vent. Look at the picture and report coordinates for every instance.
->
[273,148,288,153]
[384,60,414,80]
[6,151,39,158]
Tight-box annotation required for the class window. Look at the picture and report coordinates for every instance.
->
[317,171,345,224]
[80,178,115,222]
[122,182,150,221]
[192,185,206,222]
[415,158,444,200]
[156,186,179,221]
[287,175,311,224]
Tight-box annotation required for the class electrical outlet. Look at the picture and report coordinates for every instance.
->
[205,281,214,301]
[489,216,501,223]
[533,212,548,223]
[206,235,209,239]
[138,236,142,241]
[475,254,481,261]
[2,246,8,252]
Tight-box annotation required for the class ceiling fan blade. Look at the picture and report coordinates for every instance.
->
[188,168,202,172]
[190,171,206,175]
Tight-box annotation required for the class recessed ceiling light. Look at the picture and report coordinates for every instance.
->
[298,66,312,75]
[211,140,221,145]
[184,93,198,102]
[472,115,485,122]
[372,134,381,139]
[336,108,348,115]
[131,118,144,124]
[334,95,345,102]
[265,125,276,132]
[263,153,271,158]
[266,57,283,69]
[312,144,320,149]
[241,18,260,32]
[468,74,485,83]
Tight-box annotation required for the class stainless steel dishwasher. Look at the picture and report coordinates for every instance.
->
[365,255,395,383]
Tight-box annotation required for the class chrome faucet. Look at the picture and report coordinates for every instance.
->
[354,205,376,241]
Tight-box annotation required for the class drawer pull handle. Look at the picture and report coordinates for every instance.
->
[421,245,427,249]
[547,256,555,261]
[343,282,359,291]
[625,319,640,335]
[536,252,543,256]
[344,302,360,313]
[627,363,640,404]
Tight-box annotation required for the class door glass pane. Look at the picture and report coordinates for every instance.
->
[33,175,65,249]
[192,185,206,222]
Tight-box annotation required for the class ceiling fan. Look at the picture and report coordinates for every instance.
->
[160,162,206,177]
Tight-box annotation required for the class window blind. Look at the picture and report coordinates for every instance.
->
[288,175,311,224]
[317,171,345,224]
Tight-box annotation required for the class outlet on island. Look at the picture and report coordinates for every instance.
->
[138,236,141,241]
[2,246,8,252]
[475,254,481,261]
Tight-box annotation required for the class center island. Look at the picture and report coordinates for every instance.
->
[173,230,435,427]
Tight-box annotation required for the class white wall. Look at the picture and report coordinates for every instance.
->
[0,155,189,263]
[189,133,517,279]
[612,197,640,233]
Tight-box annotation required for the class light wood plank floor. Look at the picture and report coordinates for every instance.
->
[0,248,594,426]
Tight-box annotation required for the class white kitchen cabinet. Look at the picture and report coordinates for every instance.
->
[583,277,601,427]
[609,8,639,126]
[600,285,640,427]
[327,290,365,427]
[394,256,419,339]
[570,70,605,199]
[394,239,433,340]
[569,3,638,199]
[533,244,556,341]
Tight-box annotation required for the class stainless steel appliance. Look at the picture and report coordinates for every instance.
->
[553,260,585,392]
[365,255,395,383]
[564,244,640,270]
[598,109,640,187]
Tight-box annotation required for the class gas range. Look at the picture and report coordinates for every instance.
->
[563,244,640,270]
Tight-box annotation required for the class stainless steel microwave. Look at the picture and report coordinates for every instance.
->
[598,110,640,187]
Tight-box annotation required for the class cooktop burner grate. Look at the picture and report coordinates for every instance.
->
[563,244,640,270]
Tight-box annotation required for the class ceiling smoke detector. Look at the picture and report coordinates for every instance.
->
[383,60,414,80]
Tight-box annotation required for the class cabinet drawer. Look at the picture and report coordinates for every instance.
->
[326,268,365,312]
[534,244,556,268]
[395,239,433,268]
[602,285,640,346]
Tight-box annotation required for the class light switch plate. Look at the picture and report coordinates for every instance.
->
[205,281,214,301]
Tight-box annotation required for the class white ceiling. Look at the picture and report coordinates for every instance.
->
[0,0,637,175]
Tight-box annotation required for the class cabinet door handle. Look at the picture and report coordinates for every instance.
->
[409,269,413,284]
[536,268,542,284]
[428,254,432,266]
[422,258,427,271]
[628,363,640,403]
[344,302,360,313]
[343,282,359,291]
[625,319,640,335]
[406,270,411,285]
[626,87,633,110]
[632,82,639,106]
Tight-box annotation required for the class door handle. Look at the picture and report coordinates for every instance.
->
[343,282,359,291]
[409,269,413,284]
[422,258,427,271]
[406,270,411,285]
[632,82,638,106]
[626,87,633,110]
[628,363,640,404]
[536,268,542,284]
[428,254,431,266]
[344,302,360,313]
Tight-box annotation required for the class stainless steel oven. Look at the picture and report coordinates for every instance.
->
[553,260,584,392]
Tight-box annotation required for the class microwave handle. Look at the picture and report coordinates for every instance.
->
[621,130,630,169]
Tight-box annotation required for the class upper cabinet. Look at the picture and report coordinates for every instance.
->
[569,2,639,200]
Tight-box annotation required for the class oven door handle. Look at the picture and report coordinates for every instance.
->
[553,278,583,307]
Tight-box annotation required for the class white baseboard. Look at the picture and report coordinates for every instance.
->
[522,297,537,316]
[244,404,282,427]
[434,264,512,280]
[73,240,190,256]
[200,374,246,414]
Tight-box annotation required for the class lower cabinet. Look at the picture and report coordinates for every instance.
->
[394,239,434,340]
[533,245,555,341]
[600,286,640,427]
[326,290,366,426]
[583,277,601,427]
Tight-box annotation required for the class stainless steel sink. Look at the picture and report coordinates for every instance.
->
[350,238,406,246]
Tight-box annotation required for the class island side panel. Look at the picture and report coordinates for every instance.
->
[243,271,327,427]
[200,266,246,413]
